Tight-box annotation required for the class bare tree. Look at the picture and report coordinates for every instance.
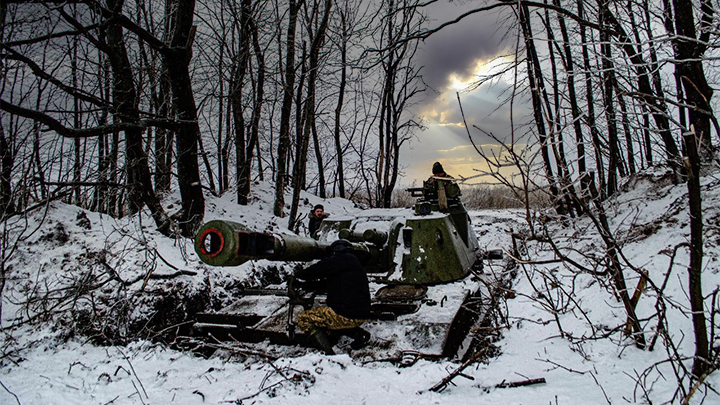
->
[288,0,332,228]
[161,0,205,234]
[682,133,708,378]
[0,0,14,219]
[371,0,426,208]
[274,0,303,217]
[666,0,715,157]
[331,0,351,199]
[518,3,565,212]
[234,0,267,206]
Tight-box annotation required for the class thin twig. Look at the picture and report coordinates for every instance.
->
[0,379,20,405]
[428,347,489,392]
[682,370,713,405]
[117,348,148,400]
[131,380,147,405]
[589,371,612,405]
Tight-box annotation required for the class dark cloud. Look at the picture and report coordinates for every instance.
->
[417,1,513,90]
[400,1,528,183]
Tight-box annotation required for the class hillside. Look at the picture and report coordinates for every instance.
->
[1,168,719,404]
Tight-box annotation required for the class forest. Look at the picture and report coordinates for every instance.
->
[0,0,714,227]
[1,0,433,236]
[1,0,719,403]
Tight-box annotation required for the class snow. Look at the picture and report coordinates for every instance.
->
[1,169,719,404]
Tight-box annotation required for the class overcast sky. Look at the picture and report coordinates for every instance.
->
[399,1,531,185]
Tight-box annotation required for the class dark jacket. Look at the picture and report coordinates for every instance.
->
[296,252,371,319]
[308,215,323,236]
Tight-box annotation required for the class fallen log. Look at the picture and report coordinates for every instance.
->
[495,377,546,388]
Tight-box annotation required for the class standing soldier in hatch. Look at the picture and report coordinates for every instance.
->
[426,161,460,211]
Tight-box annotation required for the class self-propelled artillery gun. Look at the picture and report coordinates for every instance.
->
[193,177,503,361]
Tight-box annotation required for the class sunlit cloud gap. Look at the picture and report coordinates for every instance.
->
[437,145,475,153]
[437,144,504,153]
[447,57,515,92]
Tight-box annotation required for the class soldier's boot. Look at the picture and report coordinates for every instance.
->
[309,329,335,355]
[349,327,371,350]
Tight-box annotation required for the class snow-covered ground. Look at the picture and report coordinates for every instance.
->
[1,168,719,404]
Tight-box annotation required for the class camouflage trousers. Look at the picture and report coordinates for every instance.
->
[297,306,366,333]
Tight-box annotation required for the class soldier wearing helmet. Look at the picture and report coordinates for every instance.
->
[294,239,371,354]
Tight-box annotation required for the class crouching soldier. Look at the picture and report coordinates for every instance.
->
[294,239,371,354]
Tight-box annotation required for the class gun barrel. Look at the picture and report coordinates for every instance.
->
[195,220,332,267]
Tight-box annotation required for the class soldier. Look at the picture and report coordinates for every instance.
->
[426,162,459,210]
[294,239,371,354]
[308,204,330,238]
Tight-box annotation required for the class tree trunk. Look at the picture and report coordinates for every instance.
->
[222,97,232,192]
[672,0,714,156]
[233,0,250,206]
[93,113,110,208]
[197,132,216,194]
[577,0,605,198]
[683,134,708,378]
[616,92,635,175]
[237,0,265,205]
[377,54,390,207]
[640,0,661,166]
[274,0,299,216]
[32,89,48,202]
[95,130,107,213]
[553,0,585,179]
[380,58,395,208]
[598,2,620,196]
[248,8,266,192]
[312,117,326,198]
[154,66,173,194]
[0,122,11,220]
[71,20,82,206]
[104,0,171,233]
[294,43,308,192]
[518,4,562,213]
[109,130,120,216]
[165,0,204,235]
[583,174,646,349]
[0,0,13,219]
[333,8,348,199]
[216,6,226,195]
[274,0,300,217]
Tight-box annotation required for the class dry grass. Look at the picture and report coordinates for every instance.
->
[460,185,551,210]
[348,183,551,210]
[390,184,550,210]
